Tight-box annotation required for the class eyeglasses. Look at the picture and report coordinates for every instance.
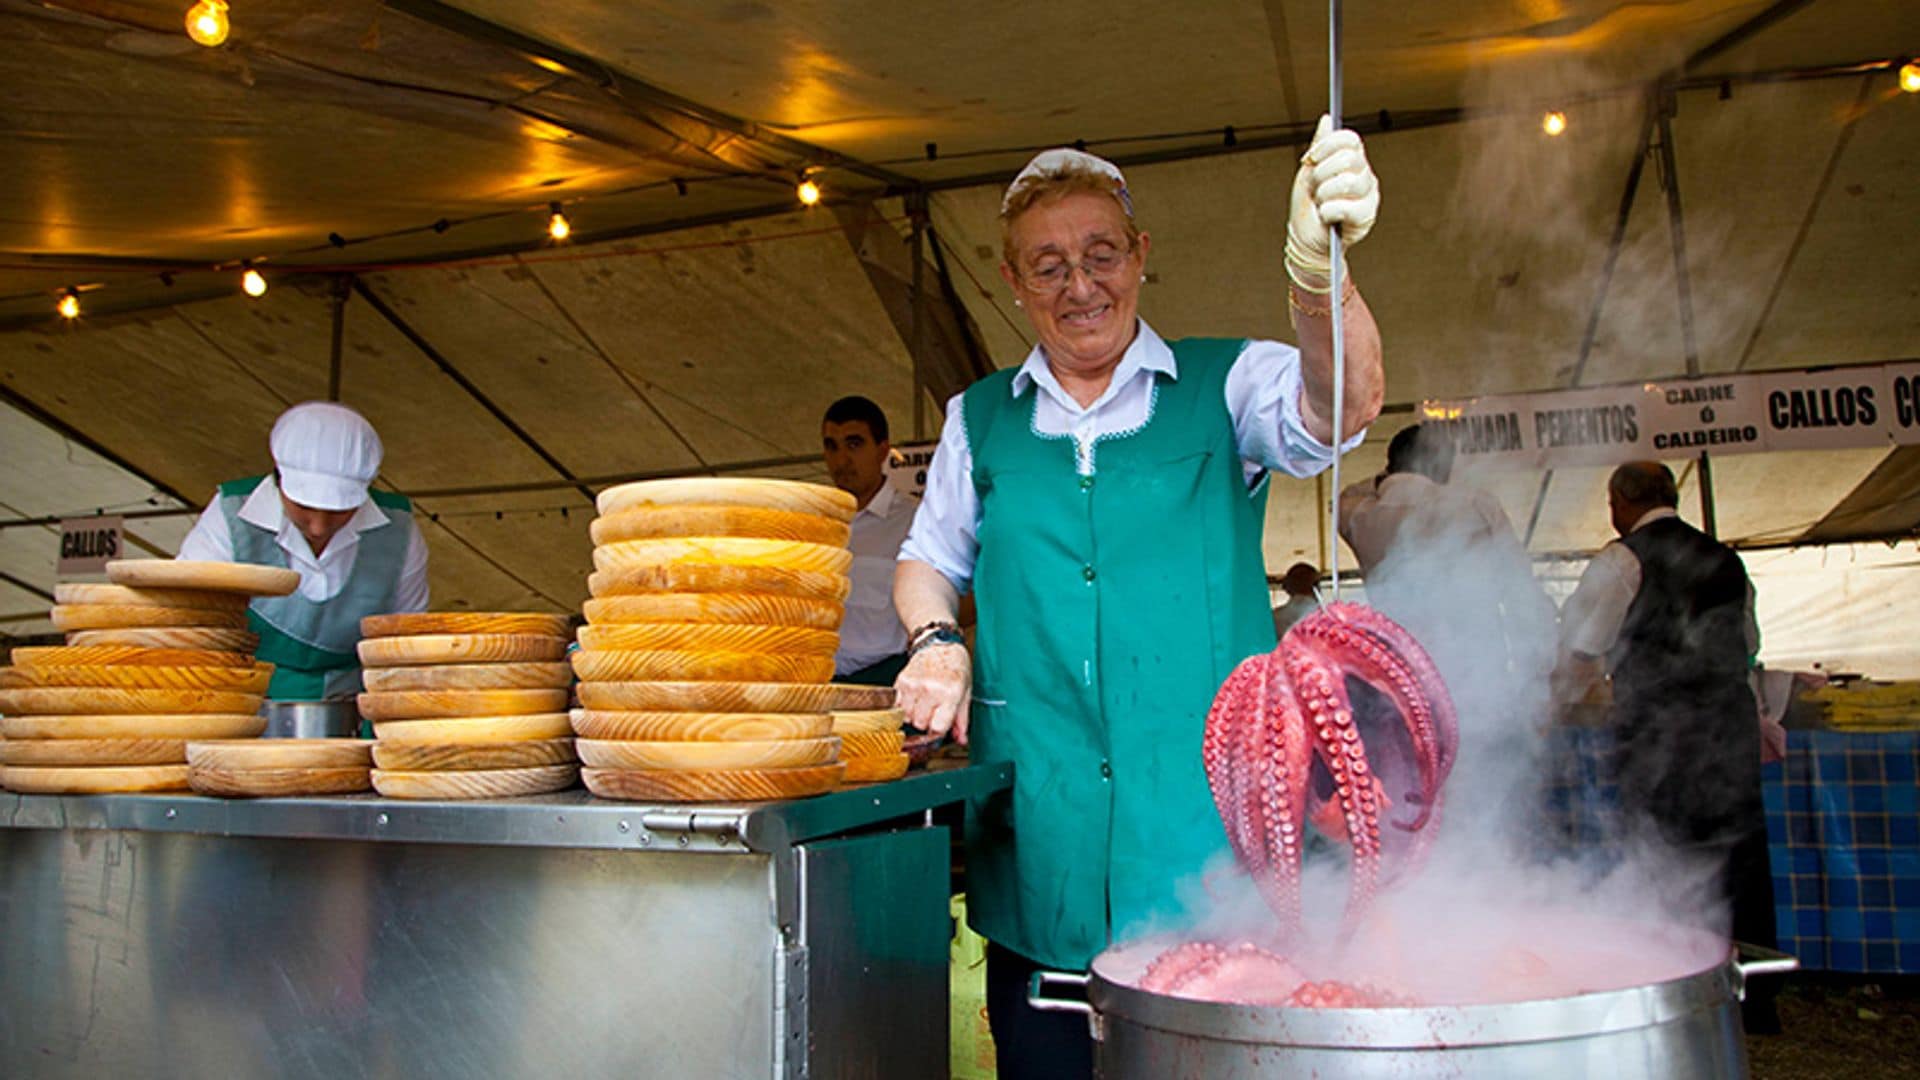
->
[1018,239,1136,295]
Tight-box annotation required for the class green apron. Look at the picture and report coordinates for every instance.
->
[962,338,1278,970]
[218,476,414,700]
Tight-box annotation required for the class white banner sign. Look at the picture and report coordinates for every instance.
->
[886,441,939,499]
[57,515,122,576]
[1422,361,1913,470]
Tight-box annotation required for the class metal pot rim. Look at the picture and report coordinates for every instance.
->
[1085,937,1740,1049]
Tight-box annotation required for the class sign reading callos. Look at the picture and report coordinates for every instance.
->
[885,442,939,500]
[1422,361,1915,470]
[58,515,123,576]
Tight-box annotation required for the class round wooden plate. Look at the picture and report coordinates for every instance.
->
[1,764,191,794]
[575,681,840,714]
[839,729,906,759]
[67,627,260,652]
[595,477,855,522]
[590,505,851,548]
[570,649,834,685]
[575,736,839,770]
[357,634,570,667]
[371,738,575,771]
[11,645,255,669]
[371,764,578,800]
[51,604,252,631]
[831,708,908,735]
[0,738,187,766]
[575,623,838,658]
[54,583,250,612]
[188,765,372,797]
[371,713,573,745]
[0,663,274,693]
[827,683,897,710]
[186,739,374,770]
[569,709,832,742]
[841,753,910,784]
[361,662,573,692]
[593,537,854,577]
[106,559,300,596]
[582,763,844,802]
[581,592,843,630]
[0,713,267,740]
[359,612,572,639]
[0,686,263,716]
[357,688,570,721]
[589,564,850,602]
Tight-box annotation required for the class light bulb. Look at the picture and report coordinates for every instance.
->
[547,203,571,241]
[1900,61,1920,94]
[797,178,822,206]
[57,291,80,319]
[241,267,267,297]
[185,0,229,47]
[1542,110,1567,137]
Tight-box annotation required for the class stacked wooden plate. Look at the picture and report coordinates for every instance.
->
[187,738,374,797]
[0,560,296,794]
[833,707,910,783]
[357,612,579,799]
[573,477,861,802]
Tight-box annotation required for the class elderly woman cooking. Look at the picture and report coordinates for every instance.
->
[892,117,1383,1077]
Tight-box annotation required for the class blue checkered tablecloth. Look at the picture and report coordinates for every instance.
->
[1542,726,1920,973]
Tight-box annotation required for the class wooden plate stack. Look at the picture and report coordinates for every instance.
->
[572,477,860,803]
[187,738,374,797]
[833,707,910,784]
[0,560,297,794]
[356,612,579,799]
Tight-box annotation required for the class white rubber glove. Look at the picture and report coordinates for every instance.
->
[1284,114,1380,293]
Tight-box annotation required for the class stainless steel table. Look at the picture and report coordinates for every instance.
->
[0,764,1011,1079]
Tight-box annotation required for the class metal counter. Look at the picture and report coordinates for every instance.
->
[0,765,1011,1079]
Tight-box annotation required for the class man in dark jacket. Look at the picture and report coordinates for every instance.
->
[1555,461,1779,1032]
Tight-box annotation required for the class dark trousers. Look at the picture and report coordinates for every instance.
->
[841,652,908,686]
[1727,825,1782,1033]
[985,942,1094,1080]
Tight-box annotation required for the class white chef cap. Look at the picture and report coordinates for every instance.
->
[269,402,382,511]
[1001,148,1133,218]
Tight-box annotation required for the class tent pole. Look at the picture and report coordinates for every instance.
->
[1652,91,1717,536]
[328,275,351,402]
[909,192,929,441]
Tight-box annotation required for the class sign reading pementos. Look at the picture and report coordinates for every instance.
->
[1422,361,1917,469]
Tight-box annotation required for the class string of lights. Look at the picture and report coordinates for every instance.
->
[30,2,1920,321]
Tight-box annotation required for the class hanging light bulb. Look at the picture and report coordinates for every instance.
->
[796,177,822,206]
[547,202,571,241]
[1542,110,1568,137]
[57,290,80,320]
[184,0,229,47]
[1900,61,1920,94]
[241,266,267,297]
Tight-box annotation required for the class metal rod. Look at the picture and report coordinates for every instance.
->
[1325,0,1346,603]
[910,195,928,441]
[1682,0,1818,73]
[349,278,596,503]
[327,275,350,401]
[1653,94,1717,536]
[0,569,54,603]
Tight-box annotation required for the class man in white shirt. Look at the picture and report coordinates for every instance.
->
[1271,562,1320,637]
[822,395,918,685]
[178,401,429,699]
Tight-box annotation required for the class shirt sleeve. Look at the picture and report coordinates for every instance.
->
[896,393,979,594]
[391,516,432,613]
[1223,339,1366,479]
[1559,543,1640,659]
[175,497,234,561]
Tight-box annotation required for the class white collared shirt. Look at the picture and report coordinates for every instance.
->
[177,476,431,611]
[898,319,1360,591]
[1337,472,1519,574]
[836,477,918,675]
[1558,507,1756,661]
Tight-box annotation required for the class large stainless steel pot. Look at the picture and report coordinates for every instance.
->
[260,700,360,739]
[1030,935,1796,1079]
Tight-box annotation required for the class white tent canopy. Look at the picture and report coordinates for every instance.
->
[2,0,1916,661]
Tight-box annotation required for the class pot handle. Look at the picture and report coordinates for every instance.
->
[1731,942,1798,1001]
[1027,970,1093,1016]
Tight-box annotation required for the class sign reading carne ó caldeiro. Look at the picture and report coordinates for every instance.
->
[1421,360,1919,469]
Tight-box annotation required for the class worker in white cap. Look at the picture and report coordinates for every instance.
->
[178,401,430,699]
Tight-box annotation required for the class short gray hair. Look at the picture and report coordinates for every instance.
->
[1608,461,1678,508]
